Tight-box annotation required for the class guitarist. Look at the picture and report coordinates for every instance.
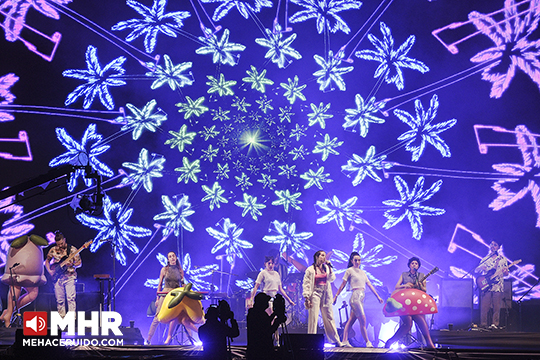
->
[475,240,508,330]
[385,257,435,349]
[45,230,82,318]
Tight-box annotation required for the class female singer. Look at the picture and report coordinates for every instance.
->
[333,252,383,347]
[146,252,185,345]
[302,250,342,346]
[384,257,435,349]
[249,255,295,306]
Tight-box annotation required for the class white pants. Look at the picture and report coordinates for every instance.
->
[307,285,340,344]
[54,276,77,317]
[350,289,366,318]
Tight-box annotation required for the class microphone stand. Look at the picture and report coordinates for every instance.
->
[8,264,22,327]
[460,252,494,280]
[516,277,540,332]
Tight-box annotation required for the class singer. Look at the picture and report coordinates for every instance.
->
[385,257,435,349]
[302,250,342,346]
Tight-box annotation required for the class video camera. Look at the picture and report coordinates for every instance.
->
[217,299,234,321]
[273,294,287,324]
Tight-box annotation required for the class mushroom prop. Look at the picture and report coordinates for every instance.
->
[1,234,48,287]
[383,289,437,317]
[156,284,205,332]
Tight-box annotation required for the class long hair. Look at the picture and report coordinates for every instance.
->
[166,252,184,279]
[347,252,360,268]
[312,250,325,271]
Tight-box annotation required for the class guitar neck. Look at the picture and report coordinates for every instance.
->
[490,259,521,279]
[60,241,91,266]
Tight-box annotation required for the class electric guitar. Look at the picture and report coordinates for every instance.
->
[50,240,92,282]
[476,259,521,293]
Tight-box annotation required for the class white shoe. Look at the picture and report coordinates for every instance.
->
[144,340,150,346]
[366,341,373,348]
[489,324,498,330]
[342,341,352,347]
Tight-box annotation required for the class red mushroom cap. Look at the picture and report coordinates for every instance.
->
[383,289,437,317]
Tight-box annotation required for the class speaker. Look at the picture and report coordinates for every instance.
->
[440,279,473,308]
[437,279,473,330]
[279,333,324,360]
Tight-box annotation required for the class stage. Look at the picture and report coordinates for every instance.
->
[1,328,540,360]
[1,344,540,360]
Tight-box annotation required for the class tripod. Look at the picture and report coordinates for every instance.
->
[169,323,195,345]
[7,265,23,327]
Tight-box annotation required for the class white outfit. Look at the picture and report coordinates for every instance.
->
[255,269,281,297]
[342,268,370,319]
[302,265,341,344]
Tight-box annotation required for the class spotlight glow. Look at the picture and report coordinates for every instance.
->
[239,129,269,155]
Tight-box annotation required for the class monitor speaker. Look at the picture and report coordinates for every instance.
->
[437,279,473,330]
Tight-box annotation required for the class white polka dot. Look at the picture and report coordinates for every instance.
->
[412,292,416,296]
[413,306,417,311]
[417,299,422,304]
[430,307,435,312]
[405,299,411,305]
[422,294,426,298]
[400,293,405,297]
[425,304,428,307]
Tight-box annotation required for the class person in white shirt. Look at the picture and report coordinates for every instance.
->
[302,250,342,346]
[334,252,383,347]
[250,256,295,305]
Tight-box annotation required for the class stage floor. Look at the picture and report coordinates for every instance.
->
[1,344,540,360]
[1,328,540,359]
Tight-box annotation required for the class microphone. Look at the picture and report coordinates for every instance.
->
[10,263,20,269]
[326,261,333,269]
[100,238,113,242]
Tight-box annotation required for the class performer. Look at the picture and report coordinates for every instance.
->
[146,251,185,345]
[44,231,82,318]
[333,252,383,347]
[249,256,295,306]
[302,250,342,346]
[475,240,508,329]
[384,257,435,349]
[1,234,48,327]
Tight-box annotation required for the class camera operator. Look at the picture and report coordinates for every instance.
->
[198,300,239,360]
[247,292,287,360]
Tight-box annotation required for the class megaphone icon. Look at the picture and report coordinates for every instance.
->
[26,316,37,332]
[26,315,46,332]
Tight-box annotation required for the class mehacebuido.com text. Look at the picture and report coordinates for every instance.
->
[22,338,124,347]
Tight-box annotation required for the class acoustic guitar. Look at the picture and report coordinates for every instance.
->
[389,266,439,297]
[476,259,521,293]
[416,266,439,288]
[50,240,92,282]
